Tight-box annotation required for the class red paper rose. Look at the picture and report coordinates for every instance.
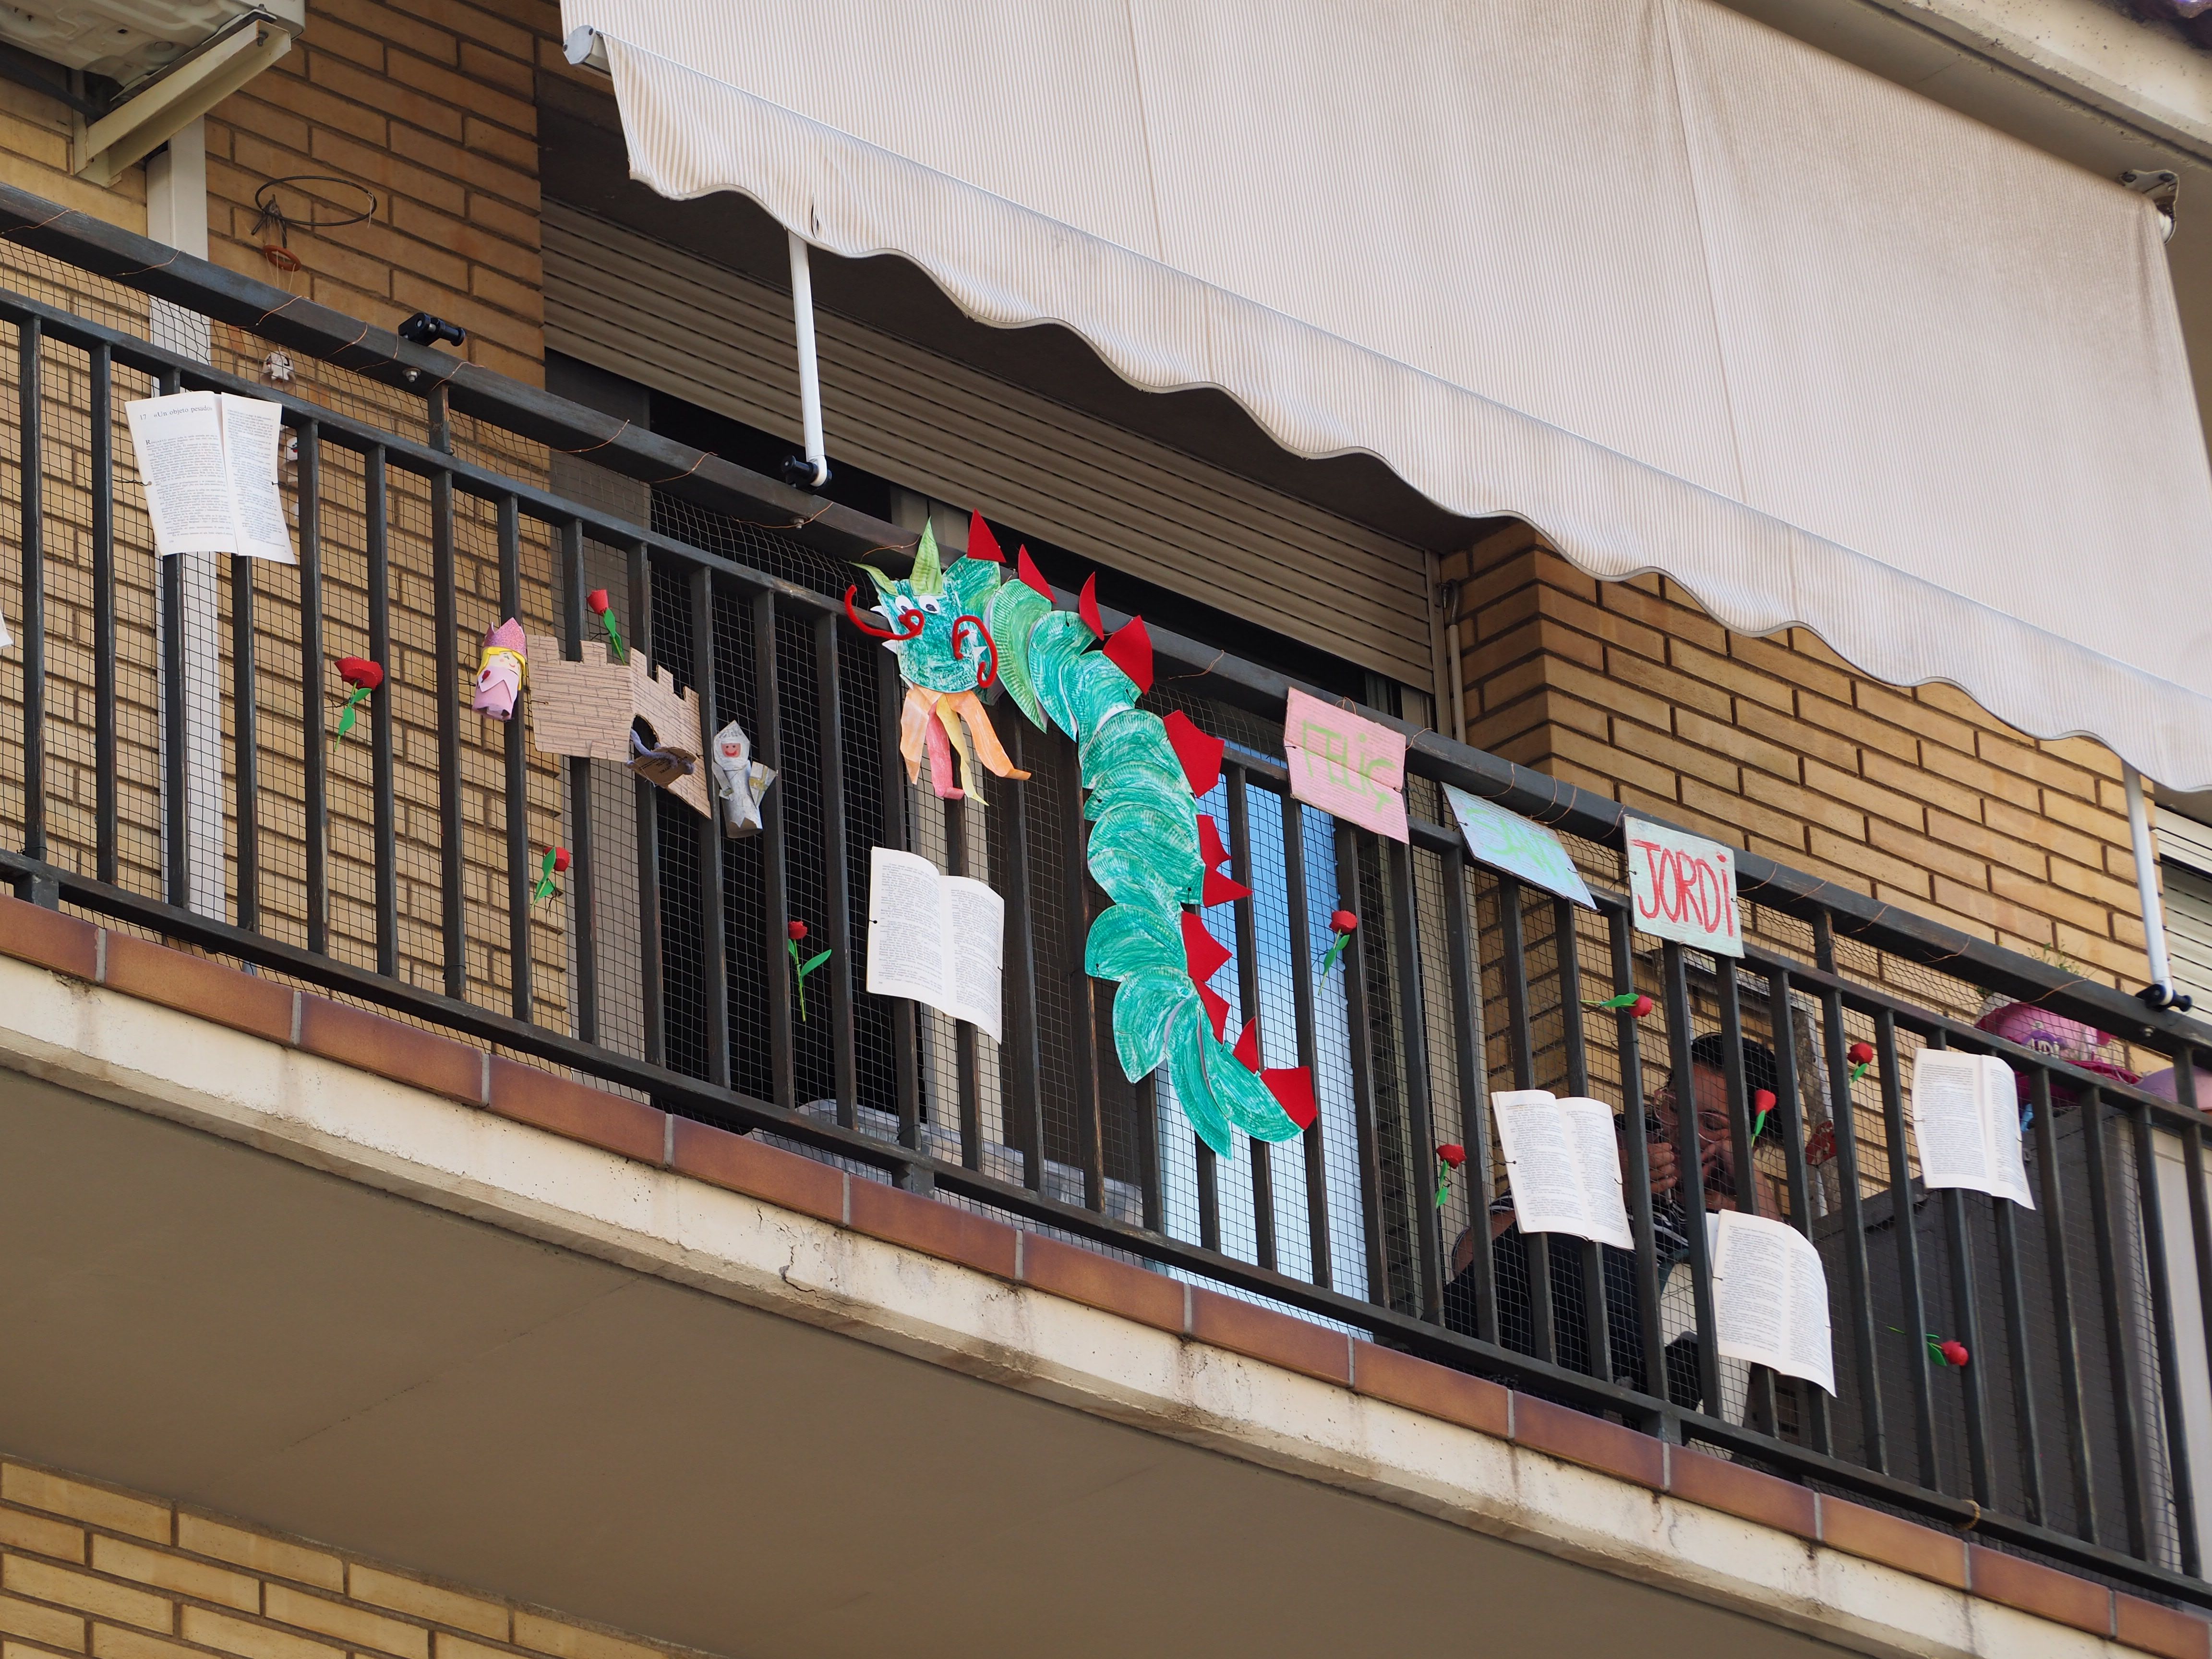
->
[337,656,383,690]
[552,848,570,873]
[788,919,808,941]
[1436,1143,1466,1168]
[1630,993,1654,1018]
[1330,909,1358,934]
[1939,1340,1970,1368]
[1847,1041,1875,1067]
[587,589,610,615]
[1753,1088,1777,1114]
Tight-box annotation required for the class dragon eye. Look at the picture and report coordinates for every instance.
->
[918,596,943,613]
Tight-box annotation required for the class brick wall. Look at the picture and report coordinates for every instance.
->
[201,0,555,385]
[1443,526,2158,992]
[0,1459,706,1659]
[0,88,144,235]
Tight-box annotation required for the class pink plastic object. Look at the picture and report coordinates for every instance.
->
[1976,1000,2140,1106]
[472,618,525,720]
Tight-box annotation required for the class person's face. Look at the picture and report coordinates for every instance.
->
[1650,1064,1737,1185]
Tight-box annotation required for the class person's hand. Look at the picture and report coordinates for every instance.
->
[1644,1138,1680,1196]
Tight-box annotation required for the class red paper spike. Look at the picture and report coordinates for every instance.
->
[1181,910,1232,984]
[1163,710,1226,798]
[1202,868,1253,907]
[1079,574,1104,639]
[967,511,1004,564]
[1197,814,1232,872]
[1262,1067,1318,1130]
[1016,544,1052,599]
[1196,982,1231,1042]
[1234,1018,1262,1070]
[1102,616,1153,693]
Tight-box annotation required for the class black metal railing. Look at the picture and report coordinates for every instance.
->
[5,182,2212,1605]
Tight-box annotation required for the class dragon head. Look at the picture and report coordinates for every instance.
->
[850,520,1003,693]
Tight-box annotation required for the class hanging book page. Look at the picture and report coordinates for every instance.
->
[1709,1209,1837,1395]
[1491,1088,1634,1249]
[865,847,1005,1041]
[124,391,295,563]
[1910,1049,2035,1209]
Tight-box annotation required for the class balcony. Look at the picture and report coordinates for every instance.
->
[2,180,2212,1635]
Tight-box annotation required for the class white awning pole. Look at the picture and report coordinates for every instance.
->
[2126,762,2183,1008]
[787,231,830,488]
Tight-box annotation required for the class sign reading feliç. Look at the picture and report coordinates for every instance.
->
[1623,817,1742,957]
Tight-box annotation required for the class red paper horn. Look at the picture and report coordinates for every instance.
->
[843,586,925,641]
[967,512,1004,564]
[951,615,998,686]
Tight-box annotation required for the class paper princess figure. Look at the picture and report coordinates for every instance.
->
[473,619,526,720]
[710,719,777,837]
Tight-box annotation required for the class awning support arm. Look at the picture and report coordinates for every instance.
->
[2127,762,2194,1012]
[782,232,830,490]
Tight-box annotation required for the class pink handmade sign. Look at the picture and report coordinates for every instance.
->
[1283,687,1408,842]
[1624,817,1742,958]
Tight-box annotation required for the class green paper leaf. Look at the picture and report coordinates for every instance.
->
[1079,709,1182,794]
[800,949,832,975]
[1062,651,1138,741]
[910,519,943,595]
[1089,796,1203,906]
[1085,903,1183,981]
[1029,611,1097,734]
[1086,834,1185,912]
[1166,1000,1236,1161]
[982,581,1053,729]
[946,554,1000,618]
[1205,1030,1303,1143]
[854,564,899,600]
[1109,968,1196,1082]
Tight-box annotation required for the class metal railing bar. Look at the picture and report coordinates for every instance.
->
[1338,821,1391,1309]
[431,461,464,998]
[813,611,860,1130]
[1763,966,1830,1453]
[157,364,185,906]
[876,648,920,1171]
[298,421,327,954]
[90,339,115,886]
[629,540,664,1068]
[2026,1063,2099,1541]
[688,563,728,1089]
[1442,846,1491,1338]
[1714,959,1777,1431]
[945,796,981,1171]
[1815,911,1888,1472]
[1876,1010,1939,1488]
[2080,1085,2153,1556]
[1281,793,1333,1287]
[230,555,258,932]
[1660,941,1723,1424]
[364,444,397,978]
[2130,1089,2201,1575]
[498,494,531,1021]
[1553,898,1613,1382]
[753,589,793,1112]
[13,314,42,864]
[1496,875,1557,1362]
[1227,764,1277,1272]
[1614,910,1667,1403]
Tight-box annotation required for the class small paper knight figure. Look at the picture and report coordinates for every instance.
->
[629,725,697,791]
[472,618,526,720]
[709,719,776,837]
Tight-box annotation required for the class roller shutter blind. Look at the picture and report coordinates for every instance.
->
[2160,814,2212,1011]
[542,202,1439,686]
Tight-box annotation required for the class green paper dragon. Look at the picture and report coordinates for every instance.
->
[847,518,1312,1159]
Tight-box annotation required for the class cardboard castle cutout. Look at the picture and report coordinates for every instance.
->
[525,635,711,818]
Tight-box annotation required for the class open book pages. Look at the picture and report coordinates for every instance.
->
[1710,1210,1836,1395]
[124,391,295,563]
[1910,1049,2035,1208]
[1491,1089,1634,1249]
[865,847,1005,1042]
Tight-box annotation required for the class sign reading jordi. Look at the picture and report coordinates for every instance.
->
[1623,817,1742,957]
[1283,687,1407,842]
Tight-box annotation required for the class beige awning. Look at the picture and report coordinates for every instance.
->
[560,0,2212,790]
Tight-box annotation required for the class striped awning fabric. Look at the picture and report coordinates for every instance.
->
[561,0,2212,788]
